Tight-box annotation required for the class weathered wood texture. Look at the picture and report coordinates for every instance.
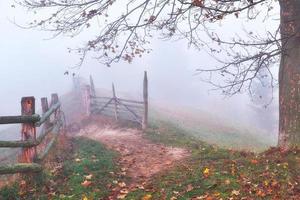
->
[0,125,54,148]
[112,83,118,121]
[36,102,60,127]
[143,71,148,129]
[41,97,50,127]
[90,75,96,97]
[0,163,42,174]
[0,115,40,124]
[89,71,148,128]
[20,97,37,163]
[0,93,63,175]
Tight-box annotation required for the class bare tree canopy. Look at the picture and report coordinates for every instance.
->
[16,0,300,148]
[16,0,280,94]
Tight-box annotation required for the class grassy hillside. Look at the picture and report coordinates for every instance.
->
[150,104,276,151]
[1,119,298,199]
[125,120,299,199]
[0,89,286,199]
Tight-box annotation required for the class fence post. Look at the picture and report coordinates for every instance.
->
[112,83,118,121]
[142,71,148,130]
[85,85,91,116]
[89,75,96,97]
[20,96,36,163]
[51,93,59,120]
[41,97,50,128]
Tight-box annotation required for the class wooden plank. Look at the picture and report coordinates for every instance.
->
[116,99,142,124]
[0,140,37,148]
[96,98,114,113]
[35,102,60,127]
[0,114,60,148]
[0,114,40,124]
[117,108,142,114]
[36,137,56,161]
[35,120,62,162]
[89,75,96,97]
[41,97,50,128]
[92,103,116,109]
[117,98,144,104]
[0,105,60,148]
[92,103,142,113]
[93,105,143,117]
[90,96,112,100]
[119,103,144,110]
[112,83,118,121]
[143,71,148,129]
[0,163,42,174]
[93,107,142,124]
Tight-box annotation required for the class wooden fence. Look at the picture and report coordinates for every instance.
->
[0,94,64,174]
[85,71,148,129]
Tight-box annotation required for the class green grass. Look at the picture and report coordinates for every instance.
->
[0,137,122,200]
[1,120,298,199]
[125,120,299,199]
[51,137,120,199]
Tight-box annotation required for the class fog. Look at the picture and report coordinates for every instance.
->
[0,1,278,137]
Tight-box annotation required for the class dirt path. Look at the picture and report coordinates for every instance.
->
[73,120,189,186]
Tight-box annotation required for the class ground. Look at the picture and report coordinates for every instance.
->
[0,116,299,200]
[75,120,189,183]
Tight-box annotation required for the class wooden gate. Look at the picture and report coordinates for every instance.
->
[88,71,148,129]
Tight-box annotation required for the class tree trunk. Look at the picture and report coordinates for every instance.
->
[278,0,300,148]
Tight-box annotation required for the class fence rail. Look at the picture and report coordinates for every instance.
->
[86,71,148,128]
[0,115,40,124]
[0,94,64,175]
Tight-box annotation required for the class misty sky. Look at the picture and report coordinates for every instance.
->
[0,1,280,133]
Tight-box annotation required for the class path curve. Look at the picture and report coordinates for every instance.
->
[74,120,189,185]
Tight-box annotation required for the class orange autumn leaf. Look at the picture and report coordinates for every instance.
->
[142,194,152,200]
[251,159,259,164]
[203,167,210,177]
[81,180,92,187]
[256,189,266,197]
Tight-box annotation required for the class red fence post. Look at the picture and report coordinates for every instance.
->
[20,96,36,163]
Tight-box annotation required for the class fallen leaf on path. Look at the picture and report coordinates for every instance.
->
[121,167,126,172]
[256,189,266,197]
[117,194,127,199]
[225,179,231,185]
[82,197,88,200]
[231,190,240,196]
[85,174,93,180]
[120,189,129,194]
[136,184,145,189]
[81,180,92,187]
[186,184,194,192]
[142,194,152,200]
[251,159,258,164]
[118,182,127,187]
[203,167,210,177]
